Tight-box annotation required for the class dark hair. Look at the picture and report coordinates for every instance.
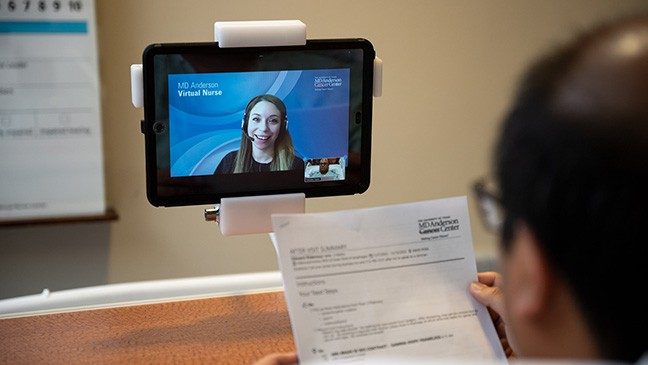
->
[495,17,648,361]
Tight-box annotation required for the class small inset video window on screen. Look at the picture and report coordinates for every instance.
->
[304,157,346,182]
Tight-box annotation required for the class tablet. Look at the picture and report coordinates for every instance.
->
[142,39,374,206]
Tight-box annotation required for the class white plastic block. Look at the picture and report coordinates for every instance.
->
[130,64,143,108]
[373,57,383,98]
[219,193,305,235]
[214,20,307,48]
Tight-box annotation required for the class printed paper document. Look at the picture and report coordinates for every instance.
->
[272,196,506,363]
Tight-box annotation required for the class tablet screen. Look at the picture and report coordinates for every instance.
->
[168,69,349,181]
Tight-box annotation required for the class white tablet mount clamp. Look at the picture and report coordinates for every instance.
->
[131,20,382,235]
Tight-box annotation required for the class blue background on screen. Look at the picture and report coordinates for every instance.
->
[168,69,350,176]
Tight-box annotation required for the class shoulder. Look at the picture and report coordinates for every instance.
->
[215,150,238,174]
[222,150,238,162]
[292,155,304,170]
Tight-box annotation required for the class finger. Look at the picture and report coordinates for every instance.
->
[254,352,298,365]
[469,280,506,318]
[271,353,298,365]
[476,271,503,287]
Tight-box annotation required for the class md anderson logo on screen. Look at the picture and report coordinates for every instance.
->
[418,216,460,235]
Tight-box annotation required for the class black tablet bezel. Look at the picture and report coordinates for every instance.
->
[142,39,374,207]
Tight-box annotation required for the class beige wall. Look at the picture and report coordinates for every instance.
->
[2,1,646,297]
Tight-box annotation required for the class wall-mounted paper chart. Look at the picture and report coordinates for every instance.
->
[0,0,105,220]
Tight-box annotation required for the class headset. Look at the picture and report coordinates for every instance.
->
[241,94,289,142]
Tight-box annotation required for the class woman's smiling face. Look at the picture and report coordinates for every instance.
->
[247,100,282,151]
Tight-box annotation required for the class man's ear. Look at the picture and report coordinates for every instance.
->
[506,223,552,320]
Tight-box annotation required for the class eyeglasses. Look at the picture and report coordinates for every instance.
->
[472,177,505,233]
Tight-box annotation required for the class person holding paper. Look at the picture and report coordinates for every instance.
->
[254,15,648,365]
[469,16,648,363]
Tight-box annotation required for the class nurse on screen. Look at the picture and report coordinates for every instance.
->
[214,94,304,174]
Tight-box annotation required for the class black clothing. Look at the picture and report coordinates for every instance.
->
[214,150,304,174]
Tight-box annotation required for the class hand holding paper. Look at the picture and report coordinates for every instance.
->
[271,197,506,363]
